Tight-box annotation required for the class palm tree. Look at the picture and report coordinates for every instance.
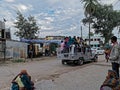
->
[81,0,99,17]
[81,0,99,45]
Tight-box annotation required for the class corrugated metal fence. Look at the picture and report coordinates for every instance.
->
[6,40,28,59]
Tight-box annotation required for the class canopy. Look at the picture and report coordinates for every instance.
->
[20,38,61,44]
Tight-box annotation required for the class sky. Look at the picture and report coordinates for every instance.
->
[0,0,120,40]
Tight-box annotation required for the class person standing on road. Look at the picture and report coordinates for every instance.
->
[109,36,120,78]
[104,48,111,62]
[29,44,33,60]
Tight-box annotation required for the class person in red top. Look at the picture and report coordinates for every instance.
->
[104,48,111,62]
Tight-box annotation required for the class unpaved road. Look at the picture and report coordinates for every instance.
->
[0,55,111,90]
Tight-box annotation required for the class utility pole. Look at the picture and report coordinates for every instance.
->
[81,26,82,38]
[88,19,91,46]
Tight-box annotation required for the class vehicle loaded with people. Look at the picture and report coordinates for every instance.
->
[57,43,98,65]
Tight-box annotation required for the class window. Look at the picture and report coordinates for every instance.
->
[94,45,97,47]
[1,29,5,38]
[0,31,1,38]
[91,39,93,41]
[98,38,100,41]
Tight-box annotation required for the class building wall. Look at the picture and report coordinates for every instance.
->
[85,34,104,48]
[0,21,5,38]
[6,40,28,59]
[45,36,65,40]
[0,21,5,29]
[0,21,6,59]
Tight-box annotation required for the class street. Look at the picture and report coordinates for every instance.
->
[35,55,112,90]
[1,55,112,90]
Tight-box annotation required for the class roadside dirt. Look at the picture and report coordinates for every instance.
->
[1,55,106,90]
[0,56,88,90]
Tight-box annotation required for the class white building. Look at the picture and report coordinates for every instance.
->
[85,34,105,48]
[0,21,6,59]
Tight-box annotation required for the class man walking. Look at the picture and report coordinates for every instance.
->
[109,36,120,78]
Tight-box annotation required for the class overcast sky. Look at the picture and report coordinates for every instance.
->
[0,0,120,40]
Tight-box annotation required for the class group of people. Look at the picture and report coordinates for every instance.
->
[60,36,85,53]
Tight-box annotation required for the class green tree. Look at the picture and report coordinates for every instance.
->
[81,0,99,17]
[81,0,99,45]
[83,4,120,44]
[90,32,94,36]
[14,11,39,39]
[92,4,115,44]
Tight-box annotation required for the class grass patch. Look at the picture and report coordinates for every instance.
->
[12,58,26,63]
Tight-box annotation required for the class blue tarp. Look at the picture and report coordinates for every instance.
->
[20,38,61,44]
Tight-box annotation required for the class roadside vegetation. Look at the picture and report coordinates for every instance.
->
[81,0,120,45]
[12,58,26,63]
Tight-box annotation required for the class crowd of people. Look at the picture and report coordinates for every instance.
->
[44,36,86,56]
[59,36,85,53]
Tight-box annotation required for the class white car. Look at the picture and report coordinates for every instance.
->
[91,47,104,55]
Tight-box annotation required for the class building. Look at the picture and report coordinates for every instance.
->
[45,36,65,40]
[85,34,104,48]
[5,28,11,40]
[0,21,28,60]
[0,21,6,60]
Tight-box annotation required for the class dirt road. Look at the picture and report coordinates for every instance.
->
[0,56,88,89]
[0,55,111,90]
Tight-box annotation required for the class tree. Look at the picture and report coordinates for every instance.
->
[81,0,99,17]
[81,0,99,45]
[92,4,115,44]
[90,32,94,36]
[83,4,120,44]
[14,11,39,39]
